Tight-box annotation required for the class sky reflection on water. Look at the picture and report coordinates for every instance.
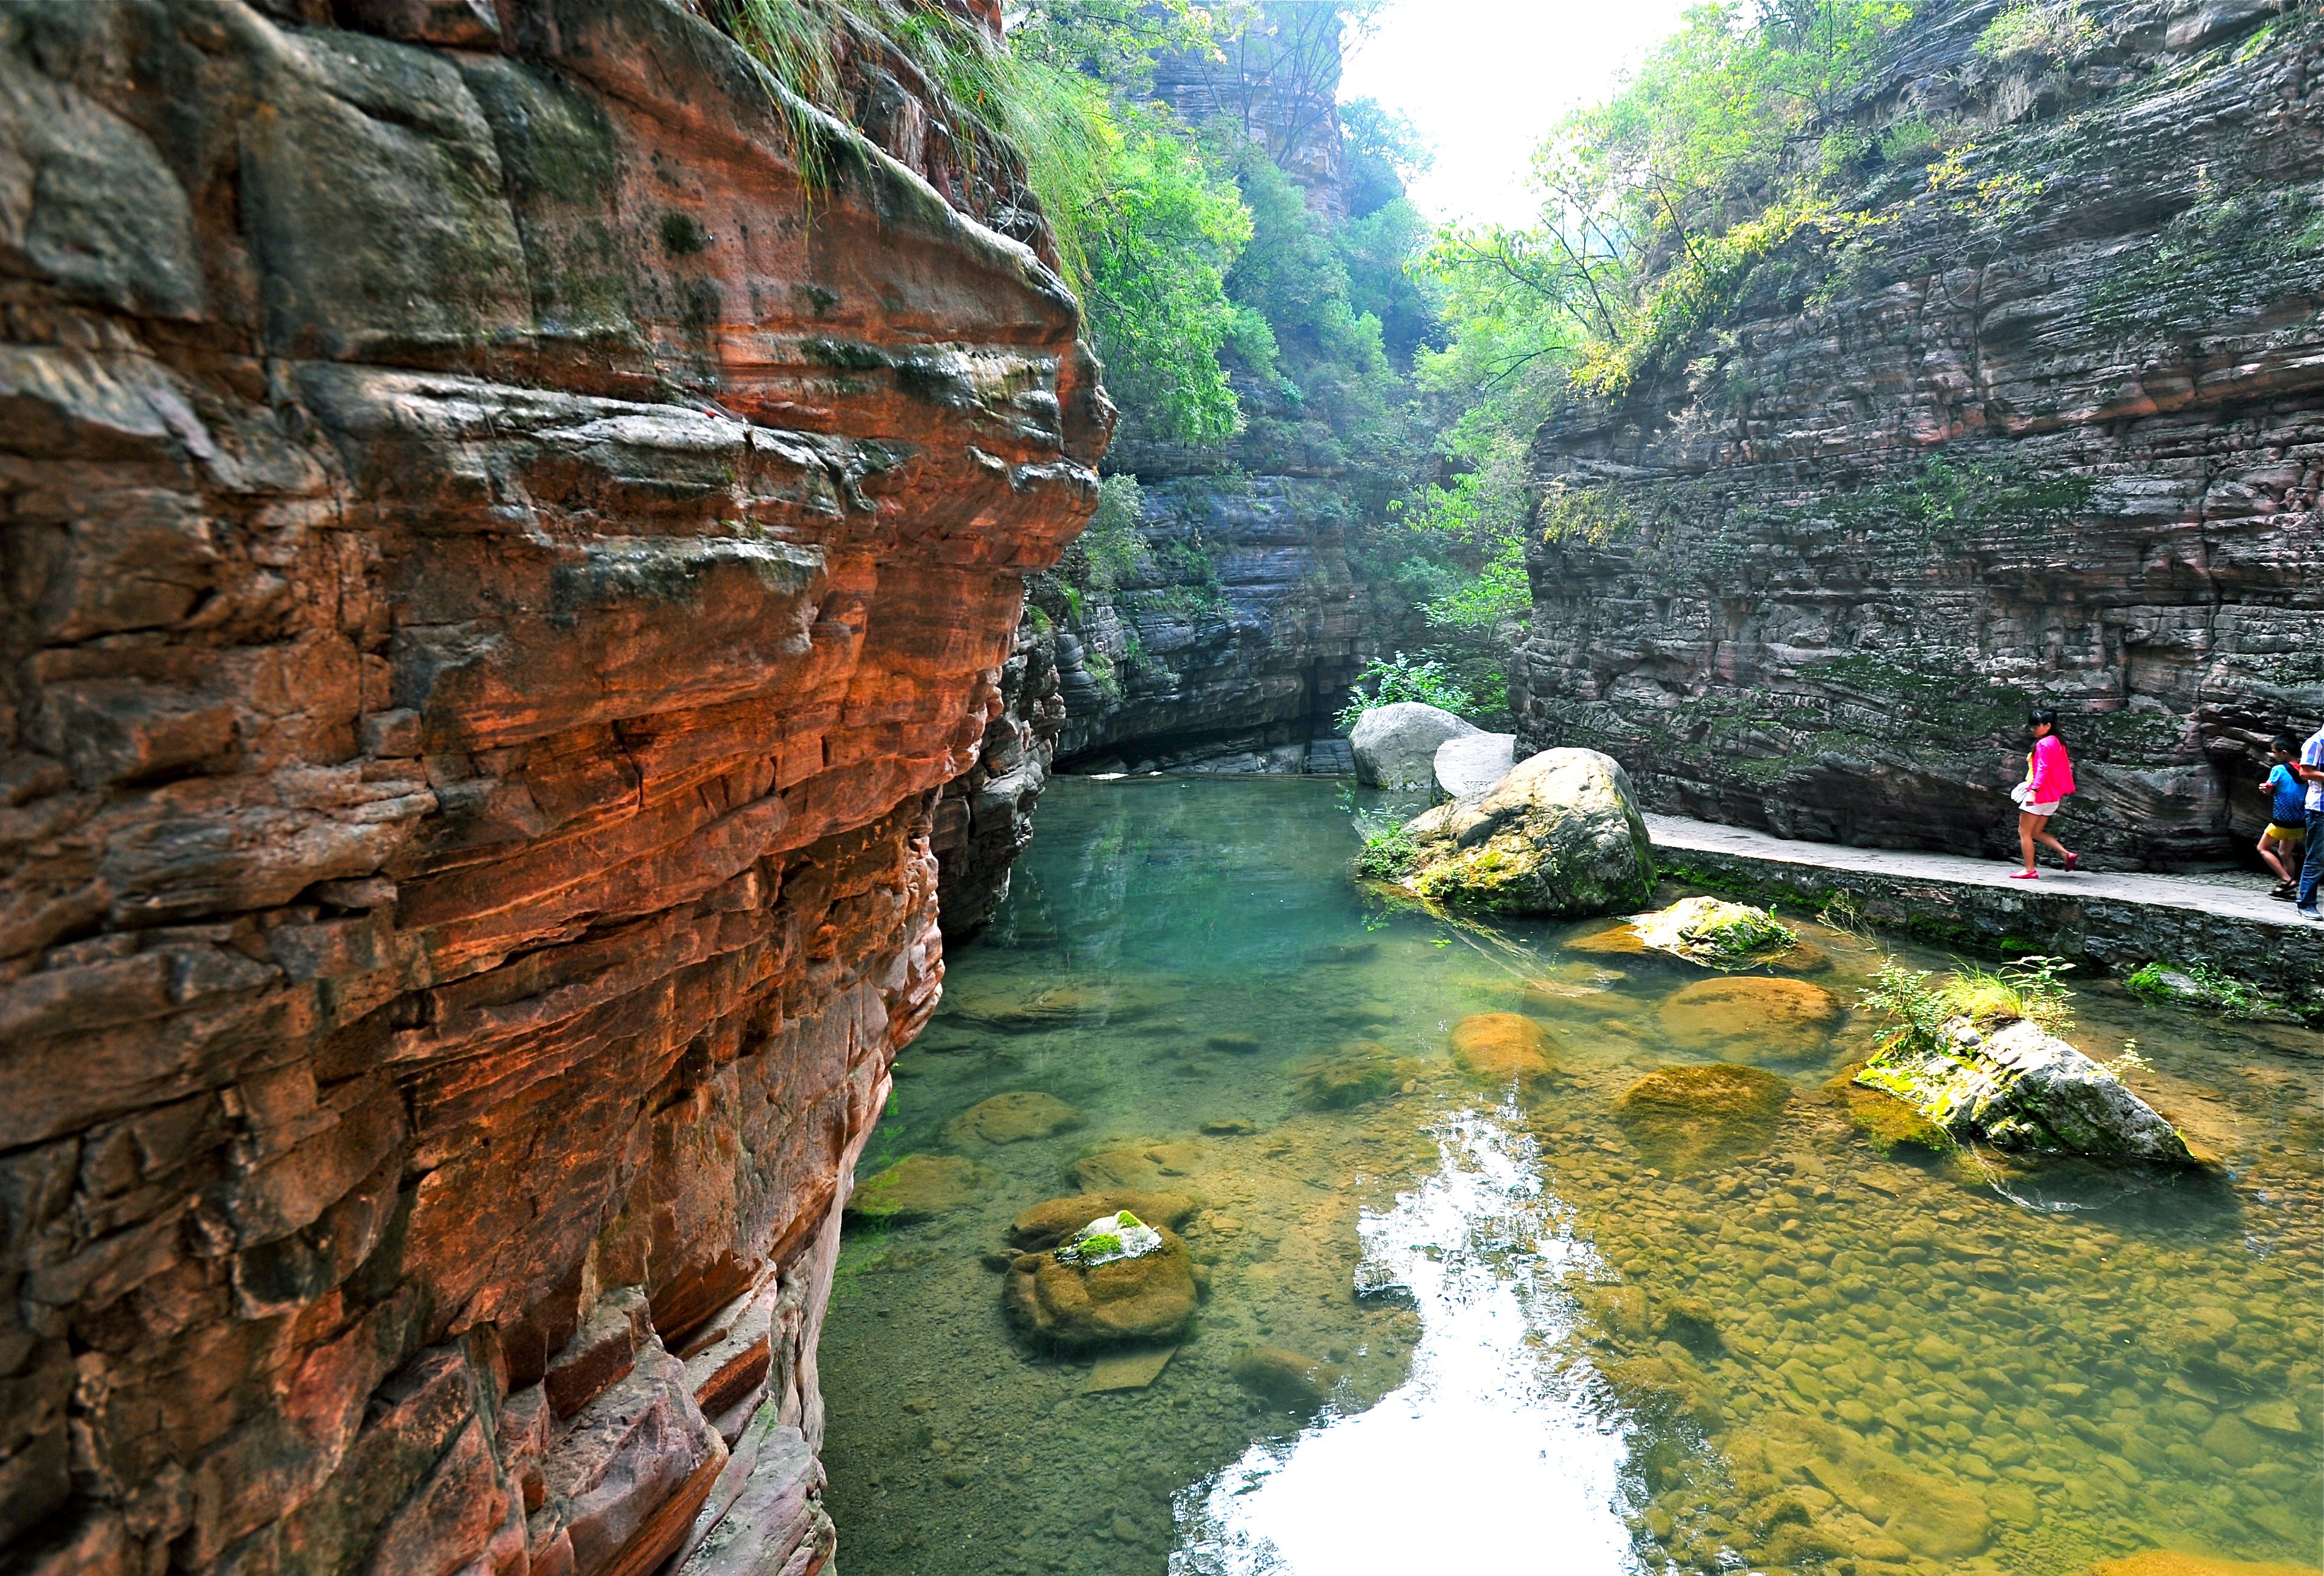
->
[1174,1111,1641,1576]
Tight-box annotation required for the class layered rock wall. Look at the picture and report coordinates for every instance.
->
[0,5,1102,1576]
[1513,0,2323,868]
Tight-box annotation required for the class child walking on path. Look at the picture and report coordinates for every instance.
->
[2010,708,2079,880]
[2298,722,2324,923]
[2261,735,2309,900]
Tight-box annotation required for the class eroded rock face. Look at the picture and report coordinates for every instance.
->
[0,4,1103,1575]
[1512,2,2323,868]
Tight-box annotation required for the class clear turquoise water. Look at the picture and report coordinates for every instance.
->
[819,776,2323,1576]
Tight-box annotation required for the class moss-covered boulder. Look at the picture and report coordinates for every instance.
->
[943,1091,1079,1146]
[1655,976,1844,1060]
[1008,1191,1201,1250]
[1004,1226,1198,1351]
[1631,897,1822,972]
[1828,1066,1954,1156]
[1448,1013,1558,1091]
[845,1153,989,1225]
[1397,749,1654,917]
[1855,1018,2201,1164]
[1614,1064,1792,1170]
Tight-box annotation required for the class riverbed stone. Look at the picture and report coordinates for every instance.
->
[1433,731,1517,800]
[1009,1192,1201,1250]
[1230,1347,1342,1412]
[1291,1042,1411,1109]
[1004,1228,1198,1351]
[1855,1019,2202,1164]
[1069,1141,1203,1192]
[943,1091,1080,1146]
[1655,976,1844,1059]
[2091,1556,2324,1576]
[1448,1013,1558,1090]
[1351,702,1480,789]
[1400,748,1655,917]
[1614,1065,1792,1171]
[845,1155,991,1225]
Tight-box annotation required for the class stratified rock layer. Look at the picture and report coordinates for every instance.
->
[0,5,1103,1576]
[1513,1,2322,868]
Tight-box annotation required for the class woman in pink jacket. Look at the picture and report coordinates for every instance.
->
[2011,707,2080,878]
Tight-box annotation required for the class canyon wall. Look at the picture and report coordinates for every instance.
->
[0,6,1102,1576]
[1513,0,2322,869]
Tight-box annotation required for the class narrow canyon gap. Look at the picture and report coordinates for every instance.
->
[0,3,1106,1575]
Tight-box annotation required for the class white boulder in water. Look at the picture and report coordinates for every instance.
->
[1351,702,1479,790]
[1856,1019,2201,1164]
[1433,731,1517,800]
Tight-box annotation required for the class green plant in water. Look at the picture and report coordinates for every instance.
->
[1687,906,1797,968]
[1354,823,1418,882]
[1860,953,2077,1057]
[2124,960,2290,1021]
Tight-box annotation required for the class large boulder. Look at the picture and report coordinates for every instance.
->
[1351,702,1479,789]
[1400,749,1655,916]
[1614,1064,1792,1171]
[1854,1019,2201,1164]
[1433,731,1516,800]
[1004,1224,1199,1351]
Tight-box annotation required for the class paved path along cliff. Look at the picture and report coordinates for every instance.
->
[0,5,1103,1575]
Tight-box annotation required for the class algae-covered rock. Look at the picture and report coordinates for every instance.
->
[1630,897,1819,971]
[1230,1346,1342,1412]
[1614,1064,1791,1170]
[1855,1017,2201,1164]
[1827,1066,1954,1156]
[1004,1227,1198,1351]
[1010,1191,1201,1250]
[943,1091,1079,1146]
[845,1153,989,1225]
[1069,1140,1203,1191]
[1398,749,1654,917]
[1656,976,1844,1060]
[1448,1013,1557,1091]
[1351,701,1480,789]
[1291,1041,1414,1109]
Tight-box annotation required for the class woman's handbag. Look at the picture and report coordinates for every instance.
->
[2009,780,2033,807]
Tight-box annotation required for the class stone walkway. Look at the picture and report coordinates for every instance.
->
[1647,814,2310,932]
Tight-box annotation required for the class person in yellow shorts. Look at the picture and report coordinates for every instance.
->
[2261,735,2308,900]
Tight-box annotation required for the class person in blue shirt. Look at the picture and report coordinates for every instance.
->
[2300,722,2324,922]
[2261,735,2308,899]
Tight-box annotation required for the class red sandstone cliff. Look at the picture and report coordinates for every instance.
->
[0,4,1105,1575]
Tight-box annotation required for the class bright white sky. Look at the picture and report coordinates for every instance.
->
[1337,0,1694,227]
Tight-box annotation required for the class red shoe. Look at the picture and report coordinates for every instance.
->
[2062,852,2081,872]
[2010,871,2039,880]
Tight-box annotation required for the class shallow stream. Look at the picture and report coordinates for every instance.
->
[819,777,2323,1575]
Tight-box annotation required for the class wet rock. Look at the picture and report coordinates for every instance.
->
[1614,1065,1792,1172]
[1655,977,1844,1060]
[845,1156,990,1227]
[1200,1118,1258,1136]
[1351,702,1480,790]
[1400,750,1655,917]
[1631,897,1816,972]
[1855,1019,2202,1164]
[1432,731,1517,800]
[1290,1042,1413,1109]
[1003,1230,1198,1351]
[943,1092,1080,1146]
[1566,923,1650,959]
[1230,1347,1342,1413]
[1828,1067,1954,1158]
[1069,1142,1203,1192]
[1769,1414,1991,1560]
[1448,1013,1558,1091]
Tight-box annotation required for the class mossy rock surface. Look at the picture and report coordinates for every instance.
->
[1565,921,1650,959]
[1827,1066,1953,1156]
[1614,1063,1792,1170]
[1631,896,1823,972]
[1398,748,1654,917]
[1291,1041,1414,1109]
[1655,976,1844,1060]
[845,1153,988,1225]
[1004,1227,1198,1351]
[1008,1191,1200,1250]
[1447,1013,1558,1090]
[943,1091,1079,1146]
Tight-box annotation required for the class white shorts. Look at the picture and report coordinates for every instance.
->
[2022,801,2060,818]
